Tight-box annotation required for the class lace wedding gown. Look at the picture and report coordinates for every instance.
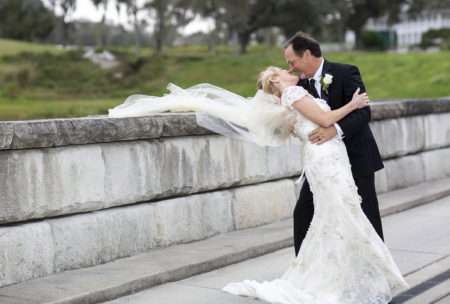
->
[222,86,409,303]
[108,84,409,304]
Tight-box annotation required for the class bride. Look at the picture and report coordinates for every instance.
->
[108,66,409,304]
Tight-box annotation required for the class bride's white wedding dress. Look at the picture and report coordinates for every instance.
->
[221,86,409,304]
[108,83,409,304]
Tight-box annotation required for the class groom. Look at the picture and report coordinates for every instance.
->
[284,32,385,256]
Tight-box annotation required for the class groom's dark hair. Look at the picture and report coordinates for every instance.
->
[284,32,321,58]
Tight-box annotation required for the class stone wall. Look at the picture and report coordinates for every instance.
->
[0,97,449,287]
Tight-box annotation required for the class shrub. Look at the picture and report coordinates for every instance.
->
[362,31,384,51]
[4,82,20,99]
[420,28,450,49]
[16,67,34,87]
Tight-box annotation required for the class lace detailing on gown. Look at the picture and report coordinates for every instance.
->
[222,86,409,304]
[281,86,309,108]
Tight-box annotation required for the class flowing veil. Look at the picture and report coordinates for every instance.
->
[108,83,296,147]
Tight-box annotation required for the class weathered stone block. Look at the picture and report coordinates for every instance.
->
[0,114,211,150]
[423,113,450,150]
[0,146,106,223]
[421,148,450,181]
[382,147,450,192]
[384,154,425,191]
[371,97,450,120]
[370,116,425,159]
[0,123,13,150]
[232,179,296,230]
[375,169,388,193]
[371,101,404,120]
[50,204,157,273]
[0,222,54,287]
[293,177,303,200]
[153,192,233,246]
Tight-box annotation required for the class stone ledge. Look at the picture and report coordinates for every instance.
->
[0,113,212,151]
[371,97,450,121]
[0,97,448,150]
[0,177,448,304]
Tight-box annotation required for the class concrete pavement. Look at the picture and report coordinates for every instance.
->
[105,195,450,304]
[435,295,450,304]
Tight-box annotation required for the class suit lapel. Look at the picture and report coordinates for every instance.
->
[297,78,308,90]
[320,59,332,103]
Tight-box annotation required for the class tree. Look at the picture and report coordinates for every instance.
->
[344,0,405,49]
[152,0,166,52]
[190,0,237,53]
[231,0,279,54]
[0,0,55,41]
[192,0,221,53]
[55,0,77,47]
[404,0,450,18]
[204,0,278,54]
[273,0,322,39]
[117,0,146,54]
[188,0,274,54]
[92,0,111,48]
[143,0,196,52]
[319,0,352,50]
[191,0,323,54]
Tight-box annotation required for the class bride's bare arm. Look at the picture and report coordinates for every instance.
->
[291,88,369,128]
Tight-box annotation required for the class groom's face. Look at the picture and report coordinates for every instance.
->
[284,45,309,79]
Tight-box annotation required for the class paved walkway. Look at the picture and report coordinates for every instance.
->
[435,295,450,304]
[106,195,450,304]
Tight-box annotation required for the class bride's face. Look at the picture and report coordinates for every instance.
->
[275,68,298,85]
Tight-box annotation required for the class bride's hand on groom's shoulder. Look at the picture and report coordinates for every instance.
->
[350,87,370,110]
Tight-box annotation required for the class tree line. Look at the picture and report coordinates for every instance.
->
[0,0,448,54]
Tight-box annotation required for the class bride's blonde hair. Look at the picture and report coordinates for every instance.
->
[257,66,282,97]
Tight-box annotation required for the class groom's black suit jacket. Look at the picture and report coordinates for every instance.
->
[298,59,384,179]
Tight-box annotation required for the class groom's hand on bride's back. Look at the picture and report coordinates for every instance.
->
[308,125,337,145]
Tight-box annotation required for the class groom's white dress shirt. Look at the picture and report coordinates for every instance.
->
[309,58,344,139]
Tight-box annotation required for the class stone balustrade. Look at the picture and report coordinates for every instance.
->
[0,97,449,287]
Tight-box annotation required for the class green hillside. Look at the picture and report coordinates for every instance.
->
[0,38,62,57]
[0,39,449,120]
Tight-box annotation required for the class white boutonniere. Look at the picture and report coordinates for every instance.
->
[320,73,333,94]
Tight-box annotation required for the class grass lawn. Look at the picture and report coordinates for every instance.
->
[0,39,62,57]
[0,97,122,121]
[0,39,449,120]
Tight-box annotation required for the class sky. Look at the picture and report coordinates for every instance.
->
[43,0,212,35]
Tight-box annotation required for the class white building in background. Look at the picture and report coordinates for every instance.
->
[364,8,450,47]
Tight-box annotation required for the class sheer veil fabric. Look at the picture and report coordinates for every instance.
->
[108,83,297,147]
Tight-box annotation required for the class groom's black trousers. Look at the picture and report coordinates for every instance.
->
[293,174,384,256]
